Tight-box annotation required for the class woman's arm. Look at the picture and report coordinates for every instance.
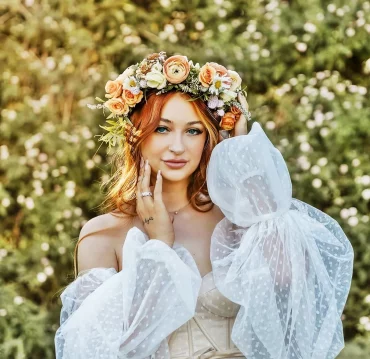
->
[55,226,201,359]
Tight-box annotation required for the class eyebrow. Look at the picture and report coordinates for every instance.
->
[160,118,203,126]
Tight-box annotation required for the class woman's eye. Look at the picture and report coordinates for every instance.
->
[155,126,168,133]
[154,126,203,135]
[187,128,203,135]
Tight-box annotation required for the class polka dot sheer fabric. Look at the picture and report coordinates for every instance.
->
[207,122,354,358]
[55,227,202,359]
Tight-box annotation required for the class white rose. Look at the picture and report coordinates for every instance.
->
[151,63,163,72]
[228,70,242,91]
[220,89,237,102]
[145,71,167,89]
[117,66,136,83]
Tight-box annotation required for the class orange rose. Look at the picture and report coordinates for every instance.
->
[209,62,228,77]
[163,55,190,84]
[199,63,217,88]
[105,80,123,99]
[122,89,144,107]
[147,53,161,61]
[220,112,236,131]
[230,105,242,120]
[105,97,129,116]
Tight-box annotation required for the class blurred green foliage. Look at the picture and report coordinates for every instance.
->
[0,0,369,358]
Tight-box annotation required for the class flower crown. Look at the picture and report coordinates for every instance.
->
[87,51,251,149]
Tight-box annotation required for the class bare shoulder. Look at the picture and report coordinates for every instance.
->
[76,211,134,274]
[211,204,225,223]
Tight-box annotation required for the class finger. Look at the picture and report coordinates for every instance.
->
[141,160,153,204]
[234,116,248,136]
[153,170,163,205]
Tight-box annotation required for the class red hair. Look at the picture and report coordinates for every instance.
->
[98,91,220,216]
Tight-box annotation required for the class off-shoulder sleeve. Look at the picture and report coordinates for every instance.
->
[55,227,202,359]
[207,122,354,359]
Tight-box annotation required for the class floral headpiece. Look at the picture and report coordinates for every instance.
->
[88,51,251,149]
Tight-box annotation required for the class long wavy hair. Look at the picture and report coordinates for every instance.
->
[97,91,220,216]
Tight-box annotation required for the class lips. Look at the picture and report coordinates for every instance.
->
[163,160,187,169]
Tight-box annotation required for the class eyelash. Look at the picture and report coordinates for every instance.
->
[155,126,203,136]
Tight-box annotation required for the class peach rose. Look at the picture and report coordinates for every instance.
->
[220,112,236,131]
[209,62,228,77]
[163,55,190,84]
[122,89,144,107]
[230,105,242,120]
[105,80,123,99]
[199,63,217,88]
[105,97,129,116]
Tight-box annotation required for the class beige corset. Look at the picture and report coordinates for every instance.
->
[168,272,244,359]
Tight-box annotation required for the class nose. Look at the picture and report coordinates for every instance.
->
[168,131,185,154]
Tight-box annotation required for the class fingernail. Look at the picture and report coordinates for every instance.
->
[157,170,161,178]
[140,158,144,168]
[145,159,149,166]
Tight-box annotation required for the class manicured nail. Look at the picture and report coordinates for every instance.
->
[157,170,161,178]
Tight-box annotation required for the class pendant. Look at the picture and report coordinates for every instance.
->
[174,211,178,215]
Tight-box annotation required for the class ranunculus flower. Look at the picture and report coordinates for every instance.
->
[145,71,167,89]
[228,70,242,91]
[116,66,136,84]
[105,98,129,116]
[163,55,190,84]
[199,63,217,88]
[105,80,123,99]
[209,62,228,77]
[220,89,237,102]
[220,112,236,131]
[230,105,242,120]
[122,89,144,107]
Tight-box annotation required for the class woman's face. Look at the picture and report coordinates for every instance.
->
[140,93,207,184]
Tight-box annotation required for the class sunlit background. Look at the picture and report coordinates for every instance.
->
[0,0,369,357]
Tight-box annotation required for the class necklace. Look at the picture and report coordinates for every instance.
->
[169,201,191,215]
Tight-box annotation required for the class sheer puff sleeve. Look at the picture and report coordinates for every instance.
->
[207,122,354,359]
[55,227,202,359]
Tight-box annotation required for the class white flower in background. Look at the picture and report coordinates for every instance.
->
[312,178,322,188]
[340,209,349,219]
[304,22,317,33]
[365,295,370,304]
[318,157,328,166]
[339,164,348,174]
[45,266,54,276]
[364,58,370,74]
[0,309,7,316]
[296,42,307,52]
[311,165,321,175]
[300,142,311,152]
[348,217,359,226]
[25,197,35,209]
[14,296,24,305]
[352,158,361,167]
[1,198,10,207]
[37,272,47,283]
[41,242,49,251]
[362,189,370,200]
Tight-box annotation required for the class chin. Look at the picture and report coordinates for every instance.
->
[161,168,193,182]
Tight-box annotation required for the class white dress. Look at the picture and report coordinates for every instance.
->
[55,123,354,359]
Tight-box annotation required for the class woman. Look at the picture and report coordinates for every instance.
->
[55,53,353,359]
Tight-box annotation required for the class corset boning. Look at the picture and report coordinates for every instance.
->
[168,272,243,359]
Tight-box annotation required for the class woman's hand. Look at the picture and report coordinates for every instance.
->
[136,158,175,247]
[218,92,249,142]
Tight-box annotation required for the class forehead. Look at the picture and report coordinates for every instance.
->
[160,94,202,124]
